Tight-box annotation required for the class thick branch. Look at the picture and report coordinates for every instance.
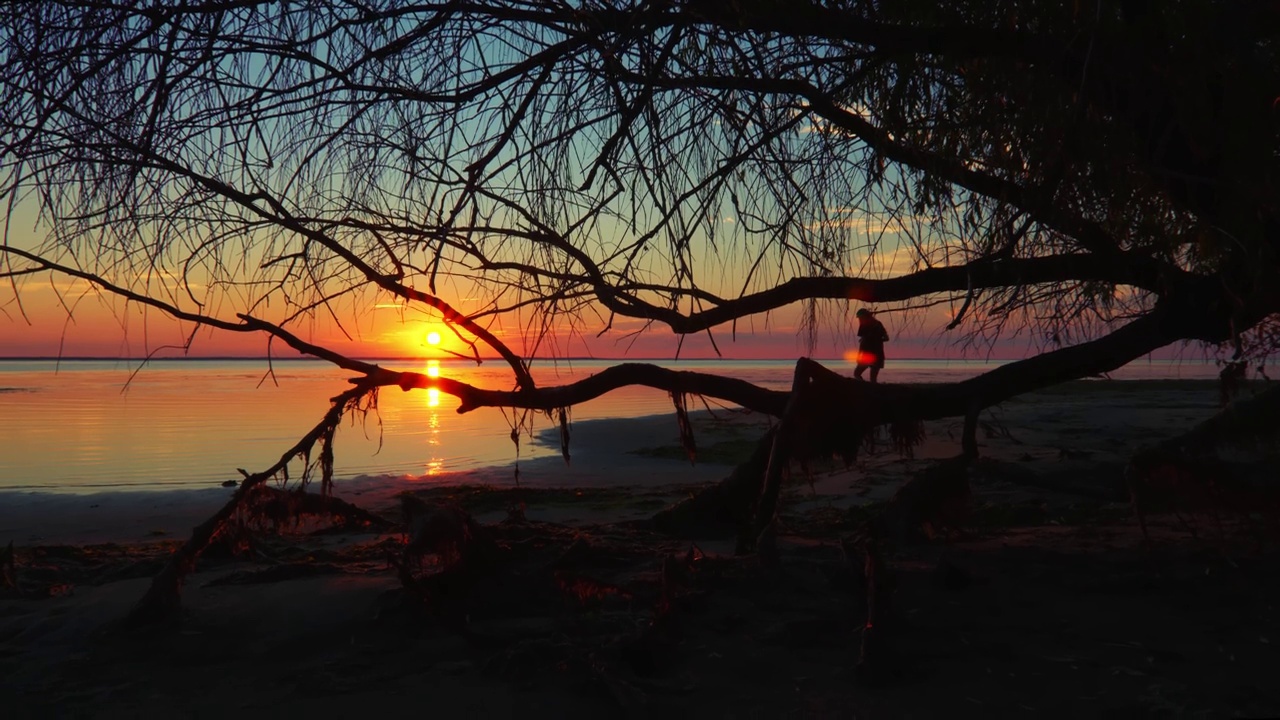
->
[641,252,1185,334]
[389,221,1190,336]
[362,298,1225,448]
[915,299,1225,419]
[7,244,1233,433]
[621,67,1127,259]
[369,362,789,417]
[0,246,384,376]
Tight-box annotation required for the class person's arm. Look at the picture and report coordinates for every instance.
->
[880,323,890,342]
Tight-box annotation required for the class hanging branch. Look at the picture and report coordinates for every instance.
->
[946,271,975,331]
[125,383,375,626]
[672,390,697,462]
[558,406,571,464]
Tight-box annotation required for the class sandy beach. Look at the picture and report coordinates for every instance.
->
[3,380,1278,718]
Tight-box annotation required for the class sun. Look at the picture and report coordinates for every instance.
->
[426,330,441,346]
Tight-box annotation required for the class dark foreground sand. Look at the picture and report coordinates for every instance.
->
[2,380,1279,718]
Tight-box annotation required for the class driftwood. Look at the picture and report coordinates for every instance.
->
[122,321,1205,621]
[244,485,392,532]
[1127,383,1280,549]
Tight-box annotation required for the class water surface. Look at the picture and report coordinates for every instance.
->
[0,356,1220,493]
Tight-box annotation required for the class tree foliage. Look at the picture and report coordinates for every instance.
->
[4,0,1275,374]
[2,1,1279,463]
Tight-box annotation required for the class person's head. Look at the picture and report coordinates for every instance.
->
[856,308,873,320]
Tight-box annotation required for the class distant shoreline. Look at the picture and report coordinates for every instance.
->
[0,354,1222,364]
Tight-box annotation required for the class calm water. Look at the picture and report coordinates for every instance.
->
[0,356,1220,493]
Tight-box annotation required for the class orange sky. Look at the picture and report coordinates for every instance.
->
[1,270,986,360]
[0,209,1207,364]
[2,267,1232,368]
[0,179,1026,362]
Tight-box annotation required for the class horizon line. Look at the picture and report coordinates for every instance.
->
[0,354,1214,364]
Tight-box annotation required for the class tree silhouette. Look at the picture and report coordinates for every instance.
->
[2,1,1278,619]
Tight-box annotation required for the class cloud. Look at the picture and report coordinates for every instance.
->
[804,210,922,235]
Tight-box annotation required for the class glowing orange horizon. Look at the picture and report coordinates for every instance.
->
[0,283,1051,362]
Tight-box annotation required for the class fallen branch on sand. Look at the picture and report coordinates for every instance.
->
[125,384,378,626]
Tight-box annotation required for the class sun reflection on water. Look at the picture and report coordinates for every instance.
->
[423,374,443,474]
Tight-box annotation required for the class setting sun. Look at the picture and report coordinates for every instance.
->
[426,331,441,346]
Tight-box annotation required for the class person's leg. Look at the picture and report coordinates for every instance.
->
[869,366,880,383]
[854,364,866,380]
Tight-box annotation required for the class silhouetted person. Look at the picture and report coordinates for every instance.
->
[853,308,890,383]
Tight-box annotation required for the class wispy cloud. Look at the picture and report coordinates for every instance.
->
[805,210,922,235]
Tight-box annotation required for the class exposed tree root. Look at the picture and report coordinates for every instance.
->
[875,454,974,544]
[649,358,980,679]
[1,541,14,594]
[114,329,1213,623]
[388,497,708,691]
[1128,383,1280,550]
[745,360,930,549]
[1134,382,1280,463]
[399,494,503,569]
[244,485,392,533]
[650,358,919,549]
[650,429,775,536]
[834,453,975,684]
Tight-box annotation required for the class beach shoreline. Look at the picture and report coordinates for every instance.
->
[0,378,1234,546]
[4,379,1278,718]
[0,376,1239,543]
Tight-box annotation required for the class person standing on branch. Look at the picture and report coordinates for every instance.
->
[853,308,890,383]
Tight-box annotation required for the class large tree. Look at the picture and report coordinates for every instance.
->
[2,0,1278,614]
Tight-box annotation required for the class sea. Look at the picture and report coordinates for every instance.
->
[0,356,1223,494]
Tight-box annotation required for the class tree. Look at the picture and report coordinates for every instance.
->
[2,1,1278,618]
